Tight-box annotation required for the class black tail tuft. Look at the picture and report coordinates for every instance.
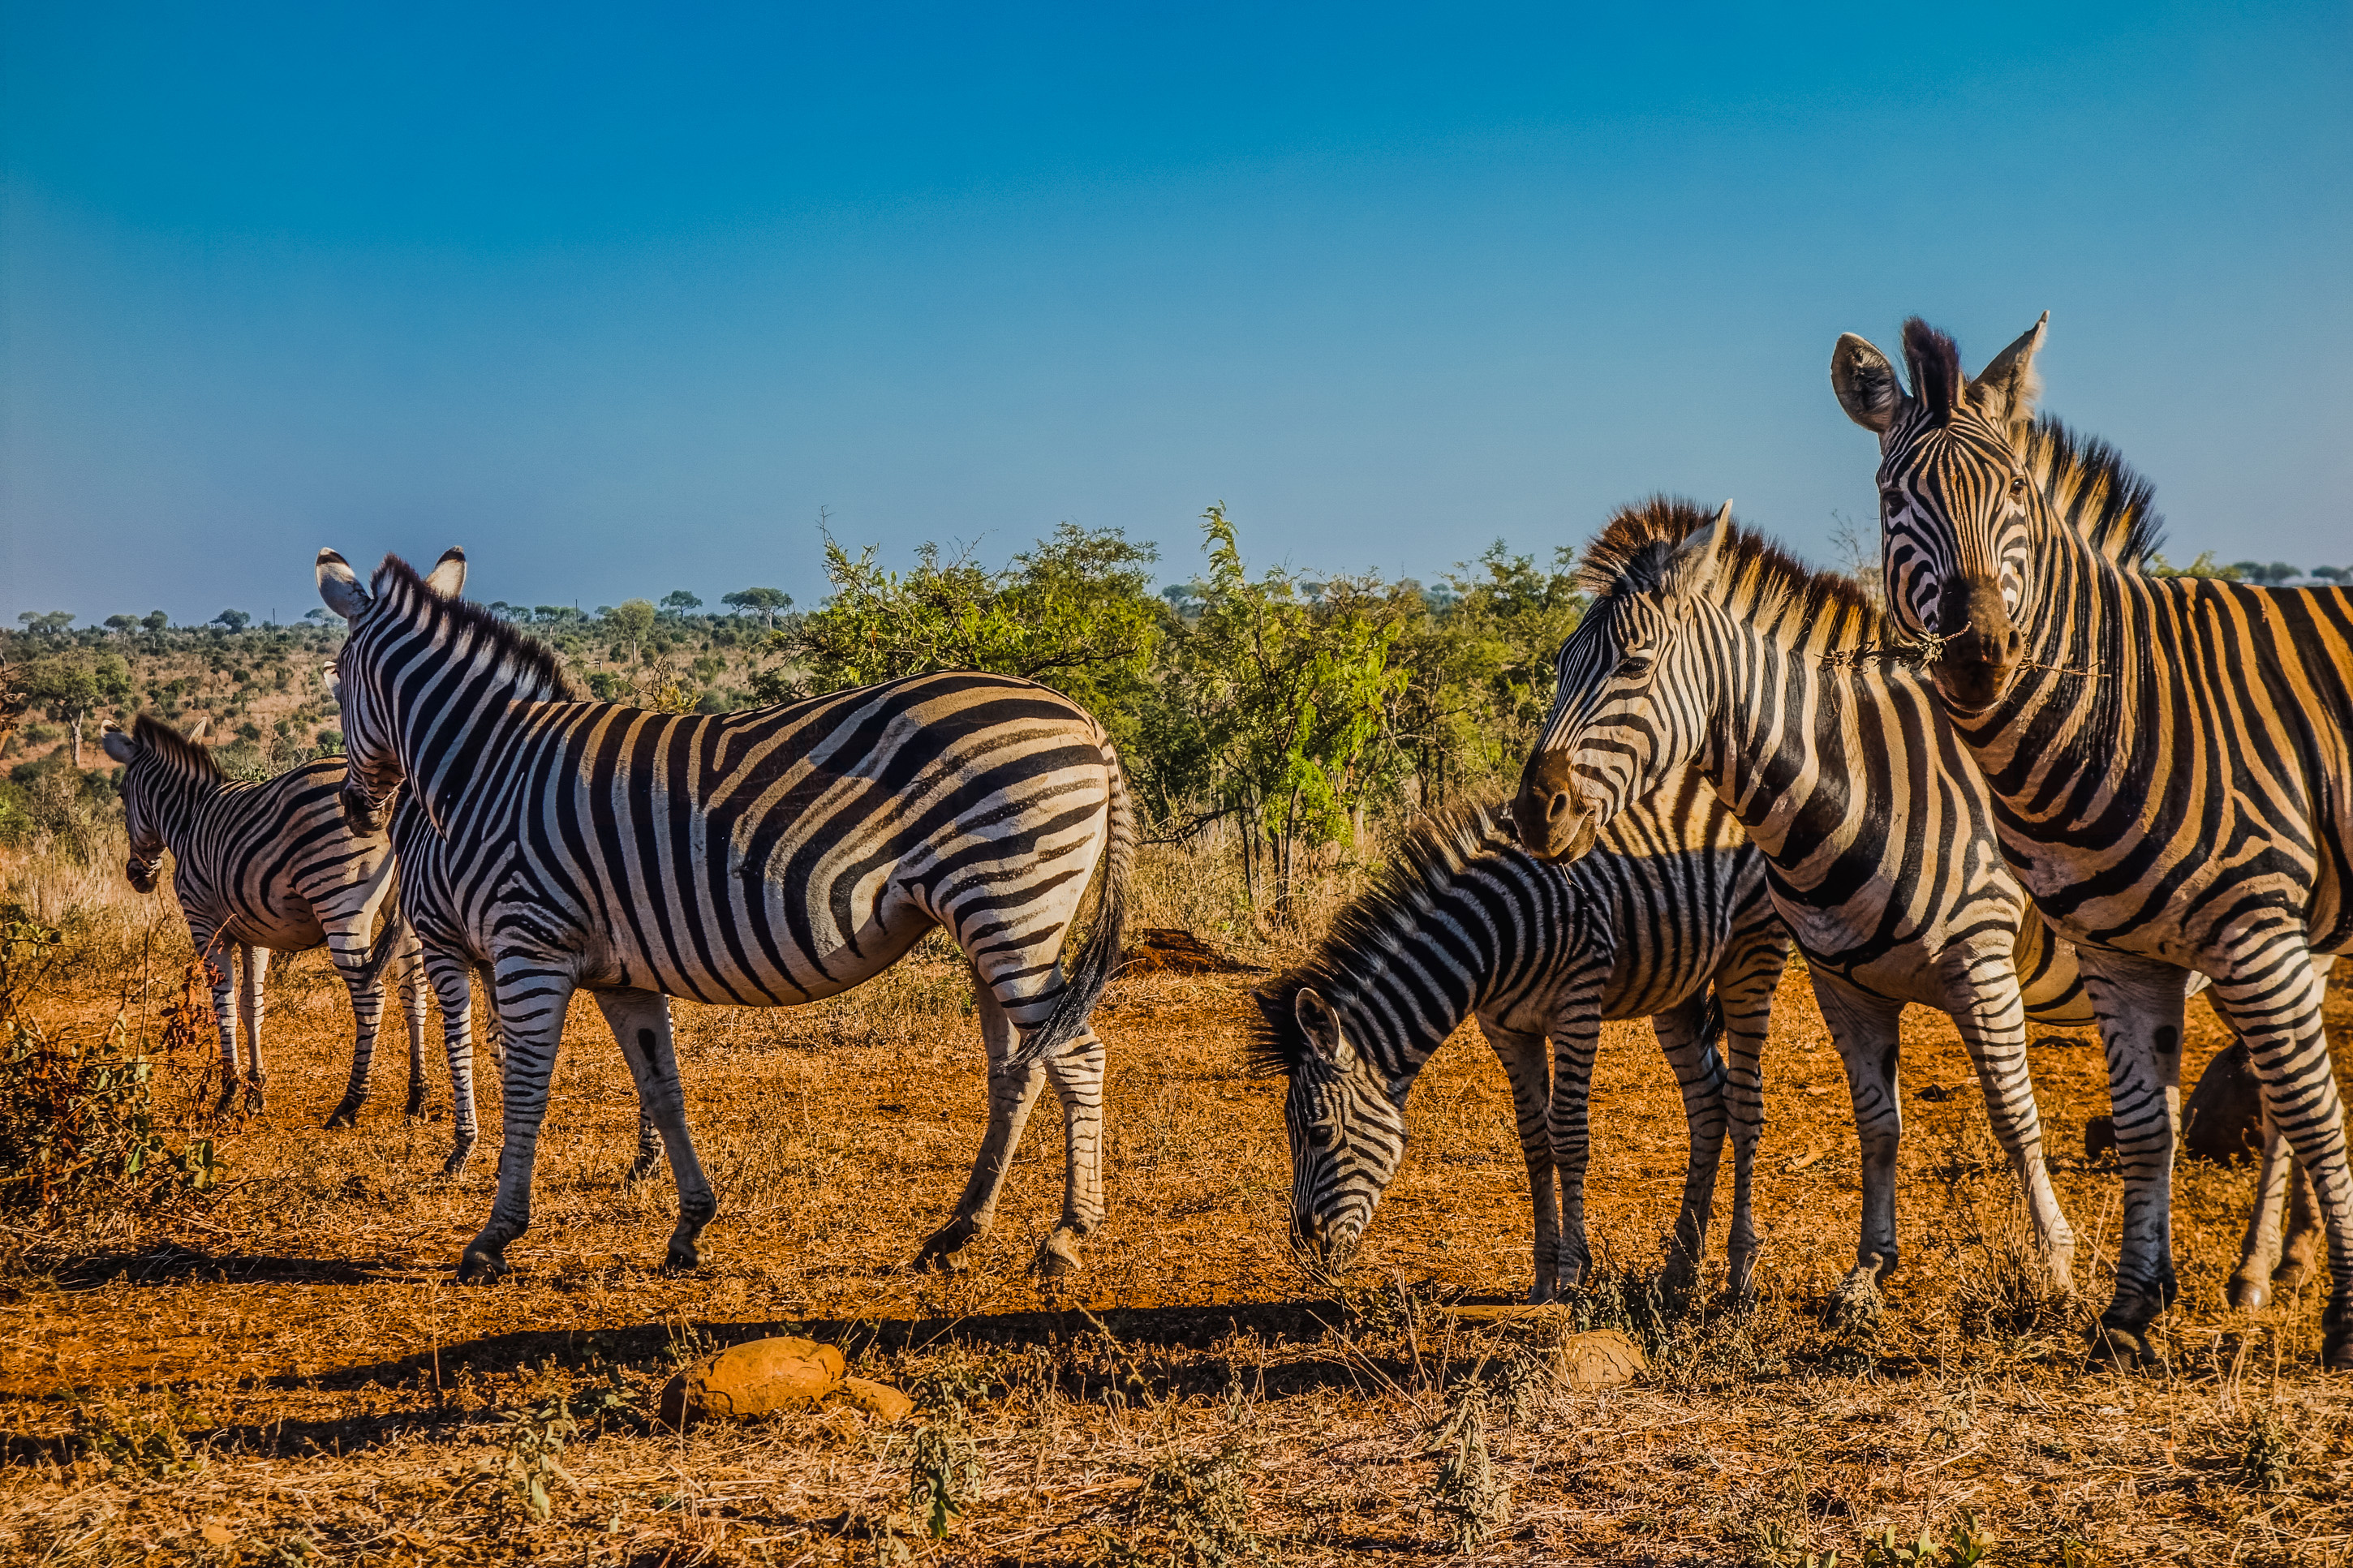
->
[1008,743,1135,1071]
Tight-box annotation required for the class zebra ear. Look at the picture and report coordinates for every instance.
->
[1663,501,1731,612]
[1294,987,1357,1072]
[187,717,212,741]
[317,550,372,621]
[1972,311,2048,432]
[1831,333,1903,434]
[100,725,136,766]
[424,547,467,598]
[319,662,340,698]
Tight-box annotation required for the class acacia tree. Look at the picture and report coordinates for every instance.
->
[785,524,1163,749]
[1146,505,1410,917]
[722,586,793,629]
[21,652,133,767]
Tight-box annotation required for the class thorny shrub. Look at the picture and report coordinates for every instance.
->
[0,911,225,1249]
[1426,1377,1510,1553]
[1102,1444,1262,1568]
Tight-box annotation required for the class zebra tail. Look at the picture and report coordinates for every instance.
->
[1007,741,1135,1071]
[351,884,409,992]
[1697,987,1725,1059]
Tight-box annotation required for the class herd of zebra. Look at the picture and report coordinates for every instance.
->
[96,315,2352,1369]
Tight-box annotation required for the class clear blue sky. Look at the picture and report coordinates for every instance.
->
[5,2,2348,625]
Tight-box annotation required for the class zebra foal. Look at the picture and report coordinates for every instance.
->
[99,716,430,1131]
[1832,315,2353,1364]
[1252,778,1791,1301]
[316,547,1133,1282]
[1513,500,2095,1319]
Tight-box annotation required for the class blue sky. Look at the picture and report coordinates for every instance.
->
[4,2,2348,625]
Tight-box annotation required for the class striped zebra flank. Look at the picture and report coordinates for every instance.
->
[1248,776,1791,1302]
[98,716,430,1129]
[1512,499,2096,1321]
[316,547,1134,1283]
[1833,315,2353,1366]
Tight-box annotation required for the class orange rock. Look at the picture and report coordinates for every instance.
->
[657,1336,846,1428]
[835,1376,916,1424]
[1556,1330,1646,1391]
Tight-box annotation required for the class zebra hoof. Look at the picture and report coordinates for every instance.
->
[457,1249,510,1286]
[914,1218,984,1273]
[439,1145,475,1180]
[2228,1272,2273,1313]
[2323,1307,2353,1371]
[661,1241,703,1275]
[404,1092,428,1119]
[1032,1231,1082,1279]
[324,1099,363,1129]
[1823,1279,1882,1331]
[620,1158,662,1191]
[2085,1317,2162,1371]
[2274,1256,2316,1291]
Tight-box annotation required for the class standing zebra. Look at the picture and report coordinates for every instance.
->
[1830,316,2353,1365]
[1251,780,1790,1301]
[99,716,428,1128]
[315,547,1133,1282]
[1512,500,2095,1319]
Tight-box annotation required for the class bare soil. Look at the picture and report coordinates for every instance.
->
[4,936,2351,1566]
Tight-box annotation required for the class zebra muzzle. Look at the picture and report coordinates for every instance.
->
[1931,576,2024,711]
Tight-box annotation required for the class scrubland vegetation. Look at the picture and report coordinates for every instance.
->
[2,519,2350,1564]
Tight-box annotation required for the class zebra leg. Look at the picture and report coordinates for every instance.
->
[1714,931,1791,1301]
[1940,954,2076,1290]
[325,921,394,1128]
[2229,1114,2301,1310]
[917,977,1049,1272]
[202,935,241,1115]
[2277,1158,2323,1291]
[1646,994,1730,1300]
[238,943,269,1115]
[402,930,431,1118]
[1810,977,1907,1325]
[460,959,579,1283]
[1477,1021,1562,1303]
[1545,999,1606,1295]
[1035,1025,1107,1278]
[422,947,484,1177]
[592,987,717,1274]
[2073,949,2192,1367]
[2205,942,2353,1368]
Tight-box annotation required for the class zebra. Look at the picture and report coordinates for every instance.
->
[1830,315,2353,1366]
[98,715,430,1129]
[1512,499,2101,1321]
[314,546,1134,1283]
[1249,780,1792,1302]
[322,655,626,1184]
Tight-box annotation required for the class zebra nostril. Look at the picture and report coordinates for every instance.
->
[1546,790,1571,823]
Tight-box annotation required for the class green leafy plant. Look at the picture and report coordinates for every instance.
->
[458,1393,582,1525]
[908,1423,983,1540]
[1103,1444,1261,1567]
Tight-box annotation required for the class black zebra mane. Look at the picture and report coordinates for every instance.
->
[130,715,224,784]
[1579,497,1892,653]
[2022,415,2167,570]
[372,554,579,701]
[1243,800,1520,1078]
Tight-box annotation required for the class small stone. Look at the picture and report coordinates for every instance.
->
[200,1523,234,1546]
[835,1376,915,1424]
[1556,1330,1646,1391]
[657,1336,846,1429]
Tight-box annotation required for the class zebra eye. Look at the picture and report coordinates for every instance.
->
[1615,655,1653,680]
[2009,475,2028,498]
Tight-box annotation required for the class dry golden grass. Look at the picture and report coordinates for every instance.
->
[3,843,2351,1566]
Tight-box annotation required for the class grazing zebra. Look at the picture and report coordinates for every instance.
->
[1830,316,2353,1365]
[315,547,1133,1282]
[98,716,428,1126]
[1250,782,1791,1301]
[1512,500,2098,1319]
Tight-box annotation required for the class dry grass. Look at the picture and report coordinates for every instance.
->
[2,844,2351,1565]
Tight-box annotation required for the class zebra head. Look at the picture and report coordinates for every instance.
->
[316,546,468,837]
[1832,314,2049,712]
[101,715,221,892]
[99,724,163,891]
[1250,980,1410,1269]
[1513,502,1730,861]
